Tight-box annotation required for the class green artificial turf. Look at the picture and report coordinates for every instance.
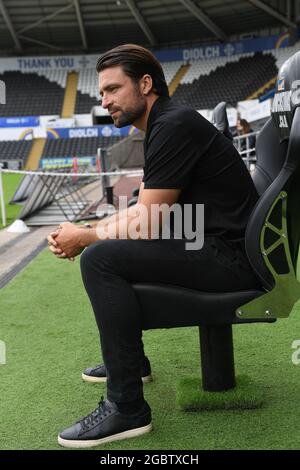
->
[1,249,300,450]
[0,173,23,228]
[176,375,263,411]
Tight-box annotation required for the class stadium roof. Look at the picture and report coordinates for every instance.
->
[0,0,298,56]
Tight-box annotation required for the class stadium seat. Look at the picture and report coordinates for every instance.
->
[132,51,300,396]
[211,101,233,141]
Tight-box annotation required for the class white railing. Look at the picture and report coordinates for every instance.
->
[0,166,143,227]
[0,132,260,228]
[233,131,258,170]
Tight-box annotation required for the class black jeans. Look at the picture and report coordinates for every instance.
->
[80,237,261,404]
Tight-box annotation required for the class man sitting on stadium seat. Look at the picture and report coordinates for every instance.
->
[47,44,261,448]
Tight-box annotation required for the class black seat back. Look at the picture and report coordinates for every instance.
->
[245,51,300,291]
[211,102,233,140]
[252,118,288,196]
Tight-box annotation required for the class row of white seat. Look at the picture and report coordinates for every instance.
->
[77,69,98,98]
[264,43,300,72]
[36,68,68,88]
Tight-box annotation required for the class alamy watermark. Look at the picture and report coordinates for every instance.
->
[291,340,300,365]
[96,196,204,251]
[0,80,6,105]
[0,340,6,365]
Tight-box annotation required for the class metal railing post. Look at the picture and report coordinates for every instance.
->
[98,147,114,205]
[0,163,6,227]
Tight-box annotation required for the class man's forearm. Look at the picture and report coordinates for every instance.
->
[79,204,155,248]
[87,206,134,229]
[78,216,136,247]
[78,205,135,247]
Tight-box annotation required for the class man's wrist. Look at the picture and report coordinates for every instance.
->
[78,226,97,248]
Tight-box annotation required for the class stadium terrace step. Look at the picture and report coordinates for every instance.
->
[0,225,54,289]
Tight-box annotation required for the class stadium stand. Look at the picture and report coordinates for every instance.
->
[34,69,68,89]
[74,68,99,114]
[269,41,300,70]
[0,139,32,165]
[77,68,99,99]
[42,136,122,158]
[75,88,98,115]
[172,52,278,109]
[181,53,254,83]
[162,61,183,85]
[255,42,300,99]
[2,48,297,118]
[0,71,65,116]
[1,45,300,119]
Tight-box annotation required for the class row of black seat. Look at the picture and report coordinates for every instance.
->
[172,53,277,109]
[0,140,32,163]
[42,136,123,158]
[0,72,65,116]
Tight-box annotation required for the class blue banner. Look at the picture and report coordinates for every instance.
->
[155,32,292,62]
[40,157,96,169]
[47,125,134,139]
[0,116,39,128]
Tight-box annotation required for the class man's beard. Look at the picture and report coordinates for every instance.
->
[112,99,146,128]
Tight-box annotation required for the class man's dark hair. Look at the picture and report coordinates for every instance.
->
[96,44,169,97]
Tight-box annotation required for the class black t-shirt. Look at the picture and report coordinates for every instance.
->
[143,96,259,244]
